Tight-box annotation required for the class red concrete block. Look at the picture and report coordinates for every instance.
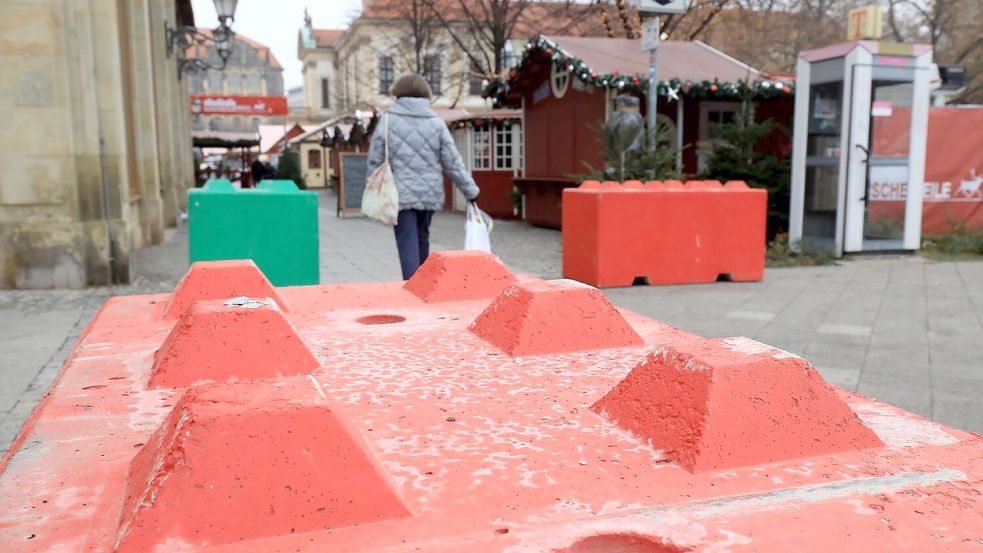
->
[469,279,643,355]
[579,180,601,189]
[724,180,749,189]
[149,297,319,388]
[684,180,723,189]
[562,180,766,286]
[592,336,883,472]
[162,259,286,318]
[623,180,644,189]
[404,250,517,302]
[115,378,409,551]
[663,179,684,189]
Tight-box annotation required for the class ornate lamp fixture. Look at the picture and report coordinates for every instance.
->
[166,0,239,79]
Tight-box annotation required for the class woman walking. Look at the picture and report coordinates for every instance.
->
[366,73,480,280]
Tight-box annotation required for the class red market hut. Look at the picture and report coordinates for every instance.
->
[491,35,794,228]
[444,110,524,219]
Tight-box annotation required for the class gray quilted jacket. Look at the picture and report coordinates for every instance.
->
[366,97,479,211]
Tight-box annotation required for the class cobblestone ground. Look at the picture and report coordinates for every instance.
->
[3,190,982,455]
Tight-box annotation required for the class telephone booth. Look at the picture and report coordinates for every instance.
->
[789,41,934,255]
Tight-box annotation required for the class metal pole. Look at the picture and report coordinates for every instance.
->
[647,15,659,155]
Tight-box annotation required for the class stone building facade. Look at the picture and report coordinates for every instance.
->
[0,0,196,288]
[186,31,285,133]
[298,1,605,120]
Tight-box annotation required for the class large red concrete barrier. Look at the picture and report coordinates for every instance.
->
[592,336,883,472]
[2,259,981,552]
[470,279,643,355]
[404,250,517,302]
[116,378,409,551]
[562,180,767,287]
[149,297,319,388]
[162,259,287,318]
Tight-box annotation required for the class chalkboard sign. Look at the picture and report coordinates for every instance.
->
[338,153,369,216]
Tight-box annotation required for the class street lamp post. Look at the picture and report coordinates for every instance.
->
[165,0,240,79]
[636,0,689,160]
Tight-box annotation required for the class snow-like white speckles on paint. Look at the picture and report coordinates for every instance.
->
[852,401,959,447]
[721,336,801,360]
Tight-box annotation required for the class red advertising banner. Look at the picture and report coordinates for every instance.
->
[863,107,983,235]
[922,108,983,234]
[190,95,288,116]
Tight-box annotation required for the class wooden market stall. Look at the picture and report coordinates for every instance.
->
[445,110,524,219]
[490,35,795,229]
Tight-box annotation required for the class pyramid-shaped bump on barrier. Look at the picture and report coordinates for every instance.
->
[149,297,319,389]
[469,279,644,356]
[162,259,287,319]
[404,250,517,303]
[114,379,409,552]
[591,336,883,472]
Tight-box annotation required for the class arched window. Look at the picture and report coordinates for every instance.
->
[551,61,570,99]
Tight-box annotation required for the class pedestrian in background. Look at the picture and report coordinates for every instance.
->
[366,73,480,280]
[250,157,265,186]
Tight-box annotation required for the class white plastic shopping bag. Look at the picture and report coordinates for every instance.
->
[361,114,399,225]
[464,202,492,252]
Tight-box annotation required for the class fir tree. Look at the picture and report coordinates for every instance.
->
[701,94,790,239]
[277,149,305,190]
[576,118,680,182]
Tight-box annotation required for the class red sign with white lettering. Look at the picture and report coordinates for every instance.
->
[190,95,288,116]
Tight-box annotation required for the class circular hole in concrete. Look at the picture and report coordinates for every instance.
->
[356,314,406,325]
[565,533,684,553]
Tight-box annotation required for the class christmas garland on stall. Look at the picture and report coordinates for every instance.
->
[490,35,794,107]
[448,114,522,130]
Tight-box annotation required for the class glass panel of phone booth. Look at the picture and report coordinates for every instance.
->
[803,81,844,251]
[864,81,914,249]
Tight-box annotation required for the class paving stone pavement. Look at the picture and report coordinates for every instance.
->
[2,190,981,456]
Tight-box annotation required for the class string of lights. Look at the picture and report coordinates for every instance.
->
[615,0,635,39]
[599,3,615,38]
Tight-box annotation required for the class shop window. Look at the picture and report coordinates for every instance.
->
[473,123,491,170]
[379,56,394,94]
[515,122,524,172]
[308,149,322,169]
[424,55,441,95]
[494,122,514,170]
[698,102,741,172]
[700,102,739,141]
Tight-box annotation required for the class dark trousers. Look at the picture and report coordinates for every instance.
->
[394,209,434,280]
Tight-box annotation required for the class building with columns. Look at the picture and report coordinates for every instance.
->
[0,0,197,288]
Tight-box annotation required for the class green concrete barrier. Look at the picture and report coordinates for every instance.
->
[188,179,319,286]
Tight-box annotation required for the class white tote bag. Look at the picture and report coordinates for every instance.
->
[361,114,400,225]
[464,202,492,252]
